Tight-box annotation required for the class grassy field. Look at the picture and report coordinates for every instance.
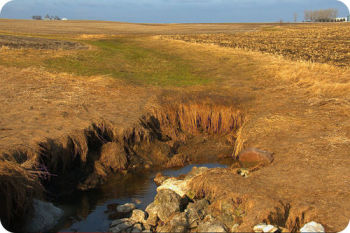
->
[1,36,209,86]
[0,20,349,232]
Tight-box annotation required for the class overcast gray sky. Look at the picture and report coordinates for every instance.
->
[0,0,349,23]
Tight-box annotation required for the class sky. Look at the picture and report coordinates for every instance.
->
[0,0,349,23]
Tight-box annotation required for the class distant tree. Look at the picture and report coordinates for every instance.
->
[54,16,61,20]
[44,14,50,20]
[294,12,298,22]
[304,8,338,22]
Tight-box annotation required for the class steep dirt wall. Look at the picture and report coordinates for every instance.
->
[0,100,245,231]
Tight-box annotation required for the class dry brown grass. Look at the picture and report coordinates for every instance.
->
[150,101,245,141]
[0,160,43,228]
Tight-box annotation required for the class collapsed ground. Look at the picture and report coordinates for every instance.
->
[0,20,349,232]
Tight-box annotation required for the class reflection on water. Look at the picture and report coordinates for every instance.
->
[51,161,231,232]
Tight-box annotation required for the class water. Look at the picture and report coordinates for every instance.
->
[51,162,231,232]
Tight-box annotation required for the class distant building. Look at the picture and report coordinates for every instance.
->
[61,18,68,21]
[335,17,348,22]
[32,16,42,20]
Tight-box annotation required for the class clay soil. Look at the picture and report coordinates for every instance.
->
[0,19,349,232]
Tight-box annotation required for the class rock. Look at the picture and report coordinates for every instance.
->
[300,221,325,233]
[185,199,210,227]
[237,168,250,177]
[156,212,189,232]
[197,218,227,233]
[253,223,279,233]
[154,172,169,186]
[156,167,209,198]
[110,218,134,233]
[130,223,143,232]
[117,203,136,214]
[157,177,191,197]
[24,199,64,232]
[231,224,240,232]
[145,202,159,226]
[130,209,147,224]
[155,189,188,221]
[238,148,274,168]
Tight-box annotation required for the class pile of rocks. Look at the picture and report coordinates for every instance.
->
[108,167,230,232]
[107,166,327,233]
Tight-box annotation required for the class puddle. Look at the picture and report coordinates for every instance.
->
[50,160,232,232]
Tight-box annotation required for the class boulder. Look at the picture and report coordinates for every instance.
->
[155,189,188,221]
[157,178,191,197]
[130,209,147,224]
[185,199,210,227]
[24,199,64,232]
[154,172,169,186]
[117,203,136,214]
[145,202,159,226]
[110,218,134,233]
[197,216,227,233]
[253,223,279,233]
[130,223,143,232]
[300,221,325,233]
[238,148,274,168]
[156,212,189,232]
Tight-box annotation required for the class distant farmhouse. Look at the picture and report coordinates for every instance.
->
[32,14,68,21]
[335,17,348,22]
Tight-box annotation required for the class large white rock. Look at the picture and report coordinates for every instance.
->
[253,223,279,233]
[300,221,325,233]
[25,199,63,232]
[157,178,191,197]
[156,166,209,197]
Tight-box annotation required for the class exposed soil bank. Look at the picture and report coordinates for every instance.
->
[0,100,244,232]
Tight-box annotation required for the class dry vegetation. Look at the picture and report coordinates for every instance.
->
[0,20,349,232]
[165,23,350,66]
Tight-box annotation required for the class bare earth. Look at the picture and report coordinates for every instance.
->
[0,19,349,232]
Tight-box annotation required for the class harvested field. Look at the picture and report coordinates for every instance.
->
[0,20,349,232]
[0,34,87,50]
[165,23,350,66]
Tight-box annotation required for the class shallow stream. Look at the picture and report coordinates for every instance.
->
[50,159,232,232]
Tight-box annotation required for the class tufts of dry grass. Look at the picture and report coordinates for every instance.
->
[150,101,245,139]
[0,160,43,228]
[99,142,128,172]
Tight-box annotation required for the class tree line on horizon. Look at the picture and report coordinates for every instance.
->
[304,8,340,22]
